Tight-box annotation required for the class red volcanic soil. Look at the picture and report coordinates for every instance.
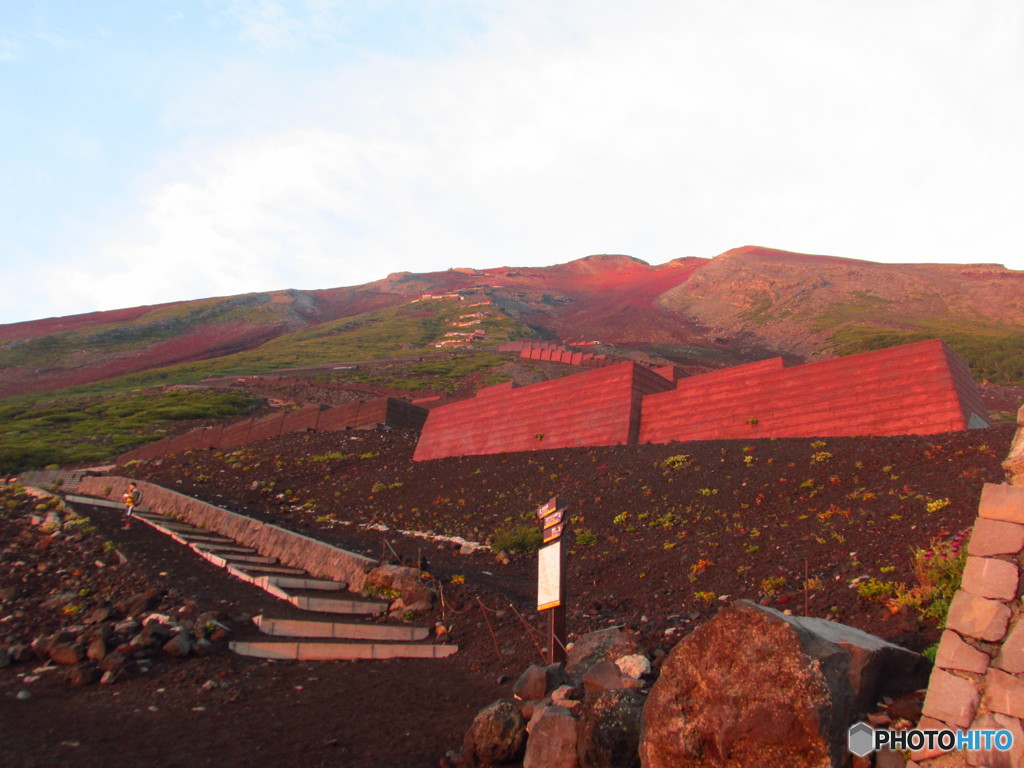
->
[0,304,181,341]
[718,244,874,267]
[406,255,713,347]
[0,321,289,399]
[3,423,1012,766]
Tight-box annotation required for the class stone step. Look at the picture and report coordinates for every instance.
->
[264,576,347,592]
[141,519,198,531]
[229,639,458,661]
[288,594,390,615]
[211,552,279,566]
[230,561,309,573]
[127,514,233,545]
[219,552,276,565]
[251,580,388,614]
[65,494,151,513]
[190,543,258,555]
[254,615,429,641]
[171,532,237,545]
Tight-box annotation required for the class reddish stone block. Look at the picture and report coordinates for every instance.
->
[935,630,991,675]
[961,556,1019,601]
[965,713,1024,768]
[921,668,980,728]
[968,519,1024,557]
[909,716,954,762]
[945,591,1012,642]
[994,621,1024,674]
[979,484,1024,525]
[984,668,1024,719]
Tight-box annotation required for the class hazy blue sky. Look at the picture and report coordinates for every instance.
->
[2,1,1022,324]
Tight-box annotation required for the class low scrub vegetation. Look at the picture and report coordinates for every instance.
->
[0,388,261,474]
[831,325,1024,384]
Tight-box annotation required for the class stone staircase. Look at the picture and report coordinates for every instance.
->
[63,495,457,662]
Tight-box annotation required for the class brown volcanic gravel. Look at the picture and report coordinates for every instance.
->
[1,422,1018,767]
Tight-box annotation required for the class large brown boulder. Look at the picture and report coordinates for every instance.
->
[640,601,928,768]
[523,706,579,768]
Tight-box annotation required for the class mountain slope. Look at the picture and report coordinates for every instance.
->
[2,246,1023,400]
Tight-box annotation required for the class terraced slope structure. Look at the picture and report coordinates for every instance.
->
[413,361,676,460]
[640,338,990,443]
[414,339,990,460]
[117,396,427,464]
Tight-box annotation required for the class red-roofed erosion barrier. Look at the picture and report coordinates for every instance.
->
[412,362,675,460]
[117,397,427,464]
[640,339,989,443]
[414,340,990,461]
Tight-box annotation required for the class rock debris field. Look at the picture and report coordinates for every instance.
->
[0,422,1017,767]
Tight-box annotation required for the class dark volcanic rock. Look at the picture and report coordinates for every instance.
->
[464,699,527,767]
[117,590,161,618]
[163,632,192,658]
[576,689,643,768]
[49,641,86,666]
[66,662,101,686]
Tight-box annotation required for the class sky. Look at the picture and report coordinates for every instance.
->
[1,1,1023,325]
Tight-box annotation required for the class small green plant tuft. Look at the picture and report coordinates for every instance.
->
[575,529,598,547]
[491,524,543,554]
[658,455,692,470]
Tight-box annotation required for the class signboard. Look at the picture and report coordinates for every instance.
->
[537,540,563,610]
[542,509,564,529]
[543,521,565,543]
[536,495,568,663]
[536,496,558,519]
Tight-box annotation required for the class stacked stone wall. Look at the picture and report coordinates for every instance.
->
[911,404,1024,767]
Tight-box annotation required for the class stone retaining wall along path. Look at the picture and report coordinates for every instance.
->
[74,476,379,592]
[912,404,1024,768]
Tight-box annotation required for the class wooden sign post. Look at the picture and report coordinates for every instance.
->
[536,496,568,664]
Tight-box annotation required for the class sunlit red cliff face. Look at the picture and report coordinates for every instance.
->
[657,246,1024,356]
[1,246,1022,398]
[380,254,711,346]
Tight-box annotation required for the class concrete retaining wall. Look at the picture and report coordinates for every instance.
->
[74,476,378,591]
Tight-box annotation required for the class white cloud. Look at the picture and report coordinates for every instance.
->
[10,0,1024,324]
